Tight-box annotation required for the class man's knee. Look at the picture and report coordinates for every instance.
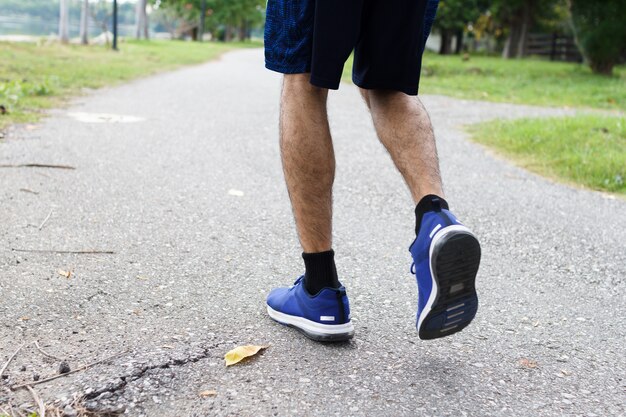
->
[368,89,409,105]
[283,74,328,100]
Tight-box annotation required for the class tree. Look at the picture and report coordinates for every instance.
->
[492,0,565,58]
[136,0,150,39]
[154,0,264,41]
[568,0,626,75]
[434,0,489,55]
[80,0,90,45]
[59,0,70,43]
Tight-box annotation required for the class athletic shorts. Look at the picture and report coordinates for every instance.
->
[264,0,440,95]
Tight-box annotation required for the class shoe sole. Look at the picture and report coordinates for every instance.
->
[266,305,355,342]
[418,225,481,340]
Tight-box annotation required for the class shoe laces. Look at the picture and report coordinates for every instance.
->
[291,275,304,287]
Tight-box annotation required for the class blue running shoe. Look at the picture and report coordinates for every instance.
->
[266,276,354,342]
[410,200,481,340]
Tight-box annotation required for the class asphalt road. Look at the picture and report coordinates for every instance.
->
[1,49,625,417]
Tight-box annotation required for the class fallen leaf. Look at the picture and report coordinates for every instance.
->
[161,344,174,349]
[58,269,72,279]
[199,390,217,398]
[136,275,149,281]
[224,345,269,366]
[519,358,538,369]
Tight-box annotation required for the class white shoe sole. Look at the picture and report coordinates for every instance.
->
[267,305,355,342]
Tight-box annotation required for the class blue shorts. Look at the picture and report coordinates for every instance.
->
[265,0,439,96]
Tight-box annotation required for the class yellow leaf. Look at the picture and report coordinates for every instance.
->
[224,345,269,366]
[199,390,217,398]
[58,269,71,279]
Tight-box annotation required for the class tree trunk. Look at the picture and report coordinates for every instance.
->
[199,0,207,42]
[239,23,247,41]
[59,0,69,44]
[135,0,149,40]
[144,12,150,40]
[516,1,532,58]
[439,29,453,55]
[79,0,89,45]
[502,21,521,58]
[454,30,464,54]
[225,26,233,42]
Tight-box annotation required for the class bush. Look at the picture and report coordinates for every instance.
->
[569,0,626,75]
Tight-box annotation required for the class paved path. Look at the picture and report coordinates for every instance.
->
[1,49,624,417]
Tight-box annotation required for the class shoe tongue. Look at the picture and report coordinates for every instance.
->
[431,198,442,212]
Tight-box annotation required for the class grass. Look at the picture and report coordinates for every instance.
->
[342,53,626,111]
[468,115,626,194]
[0,39,260,130]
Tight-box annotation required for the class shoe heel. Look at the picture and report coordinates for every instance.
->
[419,231,481,340]
[419,294,478,339]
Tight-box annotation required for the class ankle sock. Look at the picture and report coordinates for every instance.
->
[302,250,340,295]
[415,194,449,236]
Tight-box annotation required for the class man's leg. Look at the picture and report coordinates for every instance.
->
[361,88,481,340]
[265,74,353,342]
[360,89,443,204]
[280,74,334,254]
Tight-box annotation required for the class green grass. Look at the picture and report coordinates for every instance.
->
[468,115,626,194]
[342,53,626,111]
[0,39,260,130]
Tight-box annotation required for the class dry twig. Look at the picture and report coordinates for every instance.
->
[26,385,46,417]
[11,350,128,390]
[0,164,75,170]
[11,249,115,255]
[19,188,39,195]
[0,342,27,379]
[39,209,53,231]
[34,341,63,361]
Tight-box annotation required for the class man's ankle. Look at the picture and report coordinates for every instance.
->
[415,194,449,236]
[302,250,340,295]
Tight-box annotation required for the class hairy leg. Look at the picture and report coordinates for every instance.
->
[280,74,334,253]
[361,89,444,203]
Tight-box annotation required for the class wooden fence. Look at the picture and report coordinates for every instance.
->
[525,33,583,62]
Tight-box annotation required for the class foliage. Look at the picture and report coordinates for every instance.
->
[568,0,626,75]
[154,0,265,40]
[469,115,626,194]
[0,78,57,109]
[435,0,489,33]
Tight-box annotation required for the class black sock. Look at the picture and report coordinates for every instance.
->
[415,194,449,236]
[302,250,340,295]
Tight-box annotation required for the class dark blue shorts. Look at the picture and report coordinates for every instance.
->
[265,0,439,96]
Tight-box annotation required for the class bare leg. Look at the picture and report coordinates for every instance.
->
[280,74,334,253]
[361,89,444,204]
